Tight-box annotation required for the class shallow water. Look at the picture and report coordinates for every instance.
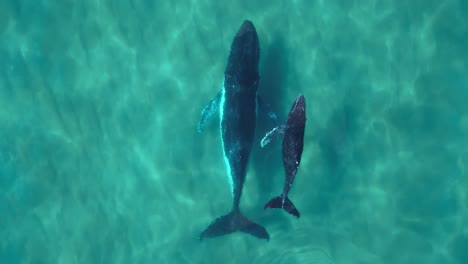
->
[1,0,467,263]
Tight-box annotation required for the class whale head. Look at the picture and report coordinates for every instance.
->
[225,20,260,88]
[288,94,306,126]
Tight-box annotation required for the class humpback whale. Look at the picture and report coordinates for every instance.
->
[261,94,306,218]
[197,20,275,240]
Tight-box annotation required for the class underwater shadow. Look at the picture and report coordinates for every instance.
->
[310,101,360,215]
[250,33,291,222]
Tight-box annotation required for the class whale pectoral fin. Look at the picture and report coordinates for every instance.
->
[260,124,286,147]
[197,91,221,132]
[257,95,278,126]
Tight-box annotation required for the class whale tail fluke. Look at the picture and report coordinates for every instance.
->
[200,210,269,241]
[264,195,300,218]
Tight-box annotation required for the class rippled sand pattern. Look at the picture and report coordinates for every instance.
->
[1,0,467,263]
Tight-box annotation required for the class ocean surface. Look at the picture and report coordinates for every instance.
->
[1,0,467,263]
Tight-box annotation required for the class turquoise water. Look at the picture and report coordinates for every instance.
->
[1,0,467,263]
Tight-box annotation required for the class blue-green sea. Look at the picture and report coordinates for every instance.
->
[1,1,467,263]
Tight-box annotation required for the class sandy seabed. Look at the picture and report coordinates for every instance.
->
[1,0,467,263]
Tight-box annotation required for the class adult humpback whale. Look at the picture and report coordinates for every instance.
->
[261,94,306,218]
[197,20,273,241]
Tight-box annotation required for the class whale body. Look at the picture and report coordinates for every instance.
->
[261,94,306,218]
[197,20,274,241]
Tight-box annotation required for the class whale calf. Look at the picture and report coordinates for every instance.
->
[261,94,306,218]
[197,20,275,241]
